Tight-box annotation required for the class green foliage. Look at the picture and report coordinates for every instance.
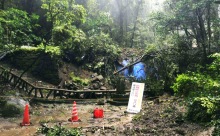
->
[187,97,219,123]
[13,44,61,57]
[20,46,38,51]
[88,32,119,55]
[213,120,220,136]
[84,32,119,74]
[1,103,23,117]
[84,0,113,35]
[172,72,220,98]
[53,24,86,53]
[132,113,142,121]
[41,0,86,26]
[110,76,126,94]
[53,25,75,45]
[37,44,61,56]
[143,43,179,93]
[172,53,220,98]
[0,8,40,46]
[172,53,220,123]
[0,99,7,107]
[41,0,86,42]
[38,124,82,136]
[172,73,198,97]
[150,0,220,72]
[144,78,164,97]
[5,48,61,84]
[208,53,220,77]
[69,72,90,86]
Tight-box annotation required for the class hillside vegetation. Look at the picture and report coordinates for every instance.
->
[1,0,220,135]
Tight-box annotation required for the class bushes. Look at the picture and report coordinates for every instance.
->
[172,53,220,123]
[38,124,82,136]
[187,97,218,123]
[172,72,220,98]
[144,78,164,97]
[69,72,90,86]
[1,103,23,117]
[213,120,220,136]
[0,99,23,117]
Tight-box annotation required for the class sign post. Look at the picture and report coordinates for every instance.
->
[126,82,145,113]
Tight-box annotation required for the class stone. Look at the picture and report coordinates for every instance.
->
[7,97,27,108]
[100,86,107,90]
[96,75,104,81]
[91,73,98,78]
[92,82,100,90]
[99,82,104,86]
[91,75,104,83]
[83,87,89,90]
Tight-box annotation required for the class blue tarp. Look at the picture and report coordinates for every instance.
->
[116,60,146,80]
[132,62,146,80]
[122,59,129,77]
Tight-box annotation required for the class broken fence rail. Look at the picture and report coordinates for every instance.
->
[0,65,117,99]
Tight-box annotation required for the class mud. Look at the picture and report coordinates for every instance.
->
[0,95,214,136]
[0,102,134,136]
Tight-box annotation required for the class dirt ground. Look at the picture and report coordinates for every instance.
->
[0,94,214,136]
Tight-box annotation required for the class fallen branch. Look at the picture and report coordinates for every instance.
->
[113,53,154,75]
[113,59,142,75]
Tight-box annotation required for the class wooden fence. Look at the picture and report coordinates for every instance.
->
[0,66,117,99]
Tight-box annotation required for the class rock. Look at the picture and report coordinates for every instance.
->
[7,97,27,108]
[92,82,100,90]
[100,86,107,90]
[91,73,98,78]
[99,82,104,86]
[83,87,90,90]
[96,75,103,81]
[91,75,104,82]
[65,80,78,90]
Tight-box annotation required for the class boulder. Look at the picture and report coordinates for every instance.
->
[100,86,107,90]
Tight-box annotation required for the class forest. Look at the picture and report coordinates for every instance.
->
[1,0,220,135]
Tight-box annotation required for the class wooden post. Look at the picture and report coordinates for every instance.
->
[39,89,44,98]
[34,88,37,97]
[46,90,53,98]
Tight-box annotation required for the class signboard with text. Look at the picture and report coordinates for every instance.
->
[126,82,145,113]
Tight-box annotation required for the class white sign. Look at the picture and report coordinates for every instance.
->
[126,82,145,113]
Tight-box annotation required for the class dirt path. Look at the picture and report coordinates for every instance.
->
[0,95,214,136]
[0,102,134,136]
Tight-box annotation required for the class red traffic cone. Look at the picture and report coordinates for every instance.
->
[68,101,80,122]
[20,104,31,126]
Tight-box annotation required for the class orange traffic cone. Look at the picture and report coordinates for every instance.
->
[20,104,31,126]
[68,101,80,122]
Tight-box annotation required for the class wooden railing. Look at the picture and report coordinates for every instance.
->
[0,66,117,99]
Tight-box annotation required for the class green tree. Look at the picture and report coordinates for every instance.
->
[83,0,113,36]
[41,0,86,43]
[152,0,219,66]
[0,8,40,46]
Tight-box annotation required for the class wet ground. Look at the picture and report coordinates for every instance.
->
[0,95,215,136]
[0,101,134,136]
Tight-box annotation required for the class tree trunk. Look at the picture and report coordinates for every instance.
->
[125,0,128,47]
[130,0,141,48]
[213,5,220,47]
[206,2,211,54]
[196,8,208,65]
[25,0,34,14]
[0,0,5,10]
[116,0,124,45]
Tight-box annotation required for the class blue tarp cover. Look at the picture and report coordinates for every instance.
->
[132,62,146,80]
[116,60,146,80]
